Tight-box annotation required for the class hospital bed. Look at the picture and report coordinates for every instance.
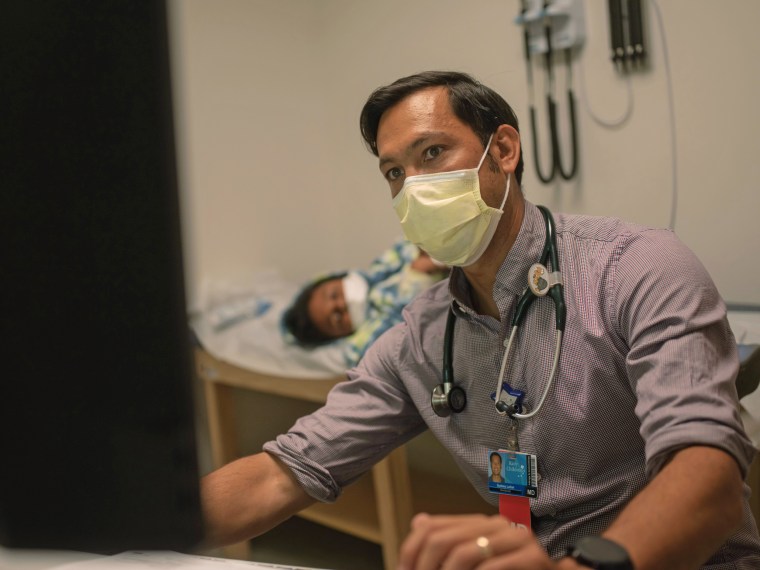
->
[192,278,760,569]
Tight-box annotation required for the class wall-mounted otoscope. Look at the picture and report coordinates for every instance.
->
[515,0,585,184]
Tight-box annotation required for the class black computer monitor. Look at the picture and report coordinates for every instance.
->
[0,1,204,552]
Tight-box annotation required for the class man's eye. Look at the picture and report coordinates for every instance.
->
[386,167,403,182]
[423,146,442,161]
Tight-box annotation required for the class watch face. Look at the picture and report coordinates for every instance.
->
[569,536,632,570]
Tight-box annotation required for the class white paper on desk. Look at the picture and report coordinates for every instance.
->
[49,551,331,570]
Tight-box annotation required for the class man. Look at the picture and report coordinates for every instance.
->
[489,452,504,484]
[202,71,760,569]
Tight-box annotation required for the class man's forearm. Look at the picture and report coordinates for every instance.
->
[601,445,744,570]
[200,452,315,547]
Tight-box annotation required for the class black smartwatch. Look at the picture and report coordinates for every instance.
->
[567,536,633,570]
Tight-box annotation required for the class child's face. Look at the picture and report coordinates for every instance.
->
[308,278,354,339]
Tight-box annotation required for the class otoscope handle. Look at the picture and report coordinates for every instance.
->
[608,0,625,68]
[530,104,556,184]
[557,84,579,181]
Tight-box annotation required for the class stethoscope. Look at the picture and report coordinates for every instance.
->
[431,206,566,420]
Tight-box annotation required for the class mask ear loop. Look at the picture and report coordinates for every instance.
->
[477,134,511,214]
[497,173,511,212]
[476,133,495,172]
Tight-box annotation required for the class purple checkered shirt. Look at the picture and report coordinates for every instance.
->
[266,201,760,566]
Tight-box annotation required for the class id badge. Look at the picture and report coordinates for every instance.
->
[487,449,538,498]
[488,449,537,531]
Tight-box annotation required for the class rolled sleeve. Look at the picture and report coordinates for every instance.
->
[613,230,756,478]
[264,324,426,502]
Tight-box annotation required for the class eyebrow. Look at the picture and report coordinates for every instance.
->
[377,132,444,170]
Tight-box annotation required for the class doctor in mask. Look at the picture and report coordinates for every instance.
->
[201,71,757,570]
[379,118,522,322]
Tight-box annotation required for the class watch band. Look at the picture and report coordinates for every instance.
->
[567,536,633,570]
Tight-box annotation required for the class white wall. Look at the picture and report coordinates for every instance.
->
[170,0,760,310]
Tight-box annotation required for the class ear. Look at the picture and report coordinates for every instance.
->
[491,124,521,176]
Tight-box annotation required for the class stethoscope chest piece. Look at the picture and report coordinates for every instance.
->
[431,383,467,417]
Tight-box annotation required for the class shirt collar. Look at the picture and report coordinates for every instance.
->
[449,201,546,313]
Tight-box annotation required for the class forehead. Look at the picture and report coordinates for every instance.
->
[376,86,474,157]
[311,278,340,298]
[307,279,340,321]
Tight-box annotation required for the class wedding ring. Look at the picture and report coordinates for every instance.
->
[475,535,493,558]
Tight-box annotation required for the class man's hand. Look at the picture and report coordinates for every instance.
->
[398,513,577,570]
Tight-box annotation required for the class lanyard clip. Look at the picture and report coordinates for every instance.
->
[491,382,525,417]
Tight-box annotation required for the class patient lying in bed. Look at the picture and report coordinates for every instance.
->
[192,240,448,378]
[283,240,448,366]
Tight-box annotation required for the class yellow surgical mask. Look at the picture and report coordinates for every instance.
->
[391,135,509,267]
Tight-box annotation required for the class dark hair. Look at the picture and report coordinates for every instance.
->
[490,451,502,463]
[282,273,346,347]
[359,71,524,185]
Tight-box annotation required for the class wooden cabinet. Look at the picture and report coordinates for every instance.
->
[195,348,493,570]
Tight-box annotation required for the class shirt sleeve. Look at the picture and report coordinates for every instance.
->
[610,229,756,478]
[263,323,427,503]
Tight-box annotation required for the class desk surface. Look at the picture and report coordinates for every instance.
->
[0,549,327,569]
[0,547,102,569]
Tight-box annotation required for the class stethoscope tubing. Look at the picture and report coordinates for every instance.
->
[436,207,565,421]
[495,326,563,419]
